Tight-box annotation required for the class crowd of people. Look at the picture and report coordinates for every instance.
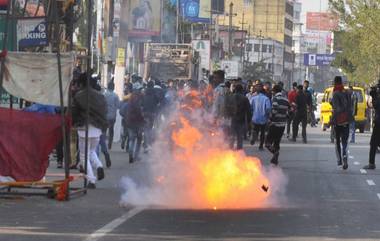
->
[29,67,380,189]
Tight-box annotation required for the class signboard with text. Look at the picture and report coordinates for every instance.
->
[17,18,48,49]
[182,0,211,23]
[306,12,339,31]
[192,40,210,71]
[304,53,335,66]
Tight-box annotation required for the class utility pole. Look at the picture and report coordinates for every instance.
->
[176,0,180,44]
[228,2,233,59]
[239,12,247,63]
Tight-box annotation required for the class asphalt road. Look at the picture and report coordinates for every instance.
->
[1,127,380,241]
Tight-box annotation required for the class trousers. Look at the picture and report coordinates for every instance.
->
[78,136,103,184]
[369,124,380,165]
[334,124,349,164]
[293,113,307,141]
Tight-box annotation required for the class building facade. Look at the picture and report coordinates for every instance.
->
[292,0,306,83]
[220,0,294,84]
[246,38,284,82]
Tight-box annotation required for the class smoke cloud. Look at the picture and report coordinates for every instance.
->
[120,91,288,209]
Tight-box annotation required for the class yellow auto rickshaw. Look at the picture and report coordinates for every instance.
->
[320,86,367,133]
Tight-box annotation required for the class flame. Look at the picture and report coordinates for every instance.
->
[167,93,271,209]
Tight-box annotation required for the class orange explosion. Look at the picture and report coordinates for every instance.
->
[167,100,271,209]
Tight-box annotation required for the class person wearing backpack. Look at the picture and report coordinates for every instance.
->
[250,82,272,150]
[331,76,353,170]
[229,84,252,150]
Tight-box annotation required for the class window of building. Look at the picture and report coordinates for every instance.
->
[286,2,294,16]
[246,43,252,52]
[284,35,293,47]
[254,44,260,52]
[268,45,272,53]
[295,11,300,20]
[285,19,293,31]
[262,44,267,53]
[268,63,273,71]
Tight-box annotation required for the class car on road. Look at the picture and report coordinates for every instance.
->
[320,86,367,132]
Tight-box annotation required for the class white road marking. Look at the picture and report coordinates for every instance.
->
[349,156,355,160]
[360,169,367,174]
[377,194,380,200]
[85,207,143,241]
[353,161,360,165]
[366,180,376,186]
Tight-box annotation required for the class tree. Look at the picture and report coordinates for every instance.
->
[330,0,380,84]
[243,59,273,82]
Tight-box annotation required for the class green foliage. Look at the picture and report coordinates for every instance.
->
[330,0,380,84]
[243,59,273,82]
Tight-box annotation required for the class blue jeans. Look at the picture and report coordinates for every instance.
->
[96,132,109,156]
[128,126,143,160]
[350,121,355,143]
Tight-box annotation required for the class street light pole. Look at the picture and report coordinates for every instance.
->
[228,2,233,59]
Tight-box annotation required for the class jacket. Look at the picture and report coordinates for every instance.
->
[104,90,120,121]
[125,93,145,128]
[251,93,271,124]
[331,90,353,126]
[231,93,253,124]
[72,88,108,131]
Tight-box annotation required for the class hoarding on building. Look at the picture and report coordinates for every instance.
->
[304,53,335,66]
[192,40,210,71]
[129,0,161,37]
[17,18,48,49]
[0,0,7,12]
[182,0,211,23]
[306,12,339,31]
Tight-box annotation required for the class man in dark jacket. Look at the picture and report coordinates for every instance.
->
[266,84,289,165]
[142,81,160,149]
[363,83,380,170]
[125,87,145,163]
[331,76,352,170]
[230,84,252,150]
[292,85,308,143]
[72,74,108,189]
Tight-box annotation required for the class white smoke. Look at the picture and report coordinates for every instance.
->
[119,93,288,209]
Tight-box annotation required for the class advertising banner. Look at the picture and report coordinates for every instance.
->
[116,48,125,66]
[17,18,48,49]
[306,12,339,31]
[304,53,335,66]
[129,0,161,37]
[182,0,211,23]
[192,40,210,71]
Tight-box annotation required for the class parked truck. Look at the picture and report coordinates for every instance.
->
[143,43,199,82]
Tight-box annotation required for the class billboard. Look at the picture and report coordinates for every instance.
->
[192,40,210,71]
[129,0,161,37]
[306,12,339,31]
[182,0,211,23]
[17,18,48,49]
[304,54,335,66]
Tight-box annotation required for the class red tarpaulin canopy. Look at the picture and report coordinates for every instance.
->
[0,107,63,181]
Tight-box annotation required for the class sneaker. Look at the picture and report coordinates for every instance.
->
[57,161,63,169]
[337,160,342,166]
[270,152,280,166]
[303,139,307,144]
[250,140,255,145]
[343,156,348,170]
[97,167,105,181]
[129,154,134,164]
[363,164,376,170]
[104,153,112,168]
[121,141,125,150]
[87,183,96,189]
